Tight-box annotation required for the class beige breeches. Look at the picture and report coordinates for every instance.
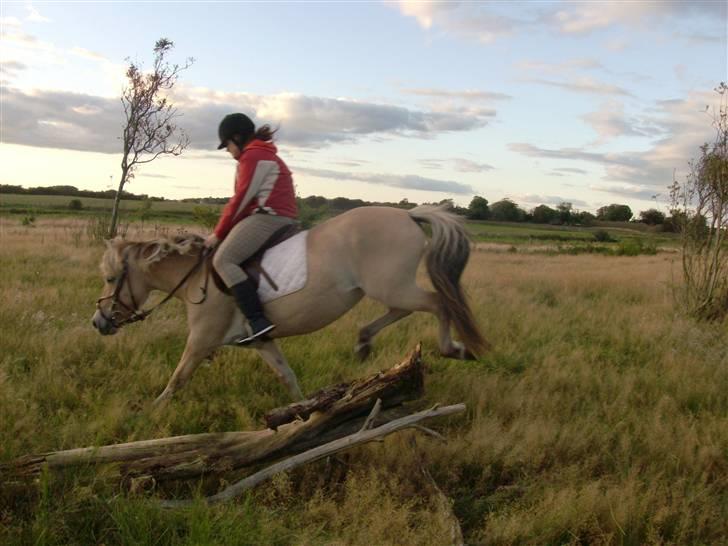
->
[213,214,296,287]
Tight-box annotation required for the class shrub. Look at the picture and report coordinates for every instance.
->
[615,238,657,256]
[68,199,83,210]
[86,215,111,244]
[669,82,728,320]
[192,206,219,230]
[593,230,614,242]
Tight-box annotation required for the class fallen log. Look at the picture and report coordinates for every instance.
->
[160,402,466,507]
[2,344,433,485]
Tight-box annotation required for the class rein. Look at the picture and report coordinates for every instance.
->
[96,247,211,329]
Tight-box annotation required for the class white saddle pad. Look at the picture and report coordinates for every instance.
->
[257,230,309,303]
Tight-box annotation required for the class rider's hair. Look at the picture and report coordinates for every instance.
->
[253,124,277,142]
[231,124,277,148]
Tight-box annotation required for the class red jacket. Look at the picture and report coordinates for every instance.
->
[214,140,298,239]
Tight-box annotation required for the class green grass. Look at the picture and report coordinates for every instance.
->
[0,193,221,225]
[0,217,726,545]
[464,219,678,247]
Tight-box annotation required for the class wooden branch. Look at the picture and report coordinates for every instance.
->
[263,345,423,430]
[160,403,466,508]
[359,398,382,432]
[2,345,426,485]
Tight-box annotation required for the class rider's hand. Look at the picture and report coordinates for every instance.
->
[204,233,220,249]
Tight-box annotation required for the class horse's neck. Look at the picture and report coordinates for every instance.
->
[147,254,199,295]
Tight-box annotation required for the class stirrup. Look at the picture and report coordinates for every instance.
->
[235,322,276,345]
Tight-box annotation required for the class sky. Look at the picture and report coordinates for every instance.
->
[1,1,726,214]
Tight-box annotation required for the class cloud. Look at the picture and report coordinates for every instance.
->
[388,1,523,43]
[544,1,724,34]
[526,77,633,97]
[1,85,497,153]
[517,194,590,207]
[389,1,724,43]
[0,29,38,44]
[0,60,26,78]
[26,3,51,23]
[553,167,588,175]
[0,16,22,26]
[295,166,474,194]
[451,158,494,172]
[331,159,368,167]
[178,90,497,148]
[403,88,512,101]
[590,184,664,202]
[1,86,123,153]
[138,173,172,179]
[509,88,719,193]
[672,31,726,44]
[581,101,665,143]
[417,158,494,172]
[516,58,603,75]
[70,46,108,62]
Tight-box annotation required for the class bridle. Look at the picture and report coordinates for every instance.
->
[96,248,210,330]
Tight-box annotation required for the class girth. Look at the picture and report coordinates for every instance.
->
[211,222,302,294]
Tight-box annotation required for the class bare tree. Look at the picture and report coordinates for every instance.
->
[670,82,728,320]
[109,38,193,238]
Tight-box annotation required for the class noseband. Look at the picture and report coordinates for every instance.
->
[96,248,210,330]
[95,257,150,329]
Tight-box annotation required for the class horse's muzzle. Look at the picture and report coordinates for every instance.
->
[92,309,118,335]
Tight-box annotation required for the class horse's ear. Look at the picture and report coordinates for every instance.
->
[105,237,124,251]
[139,242,164,263]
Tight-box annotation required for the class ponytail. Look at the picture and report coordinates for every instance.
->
[254,124,277,142]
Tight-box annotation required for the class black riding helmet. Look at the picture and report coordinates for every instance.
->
[217,113,255,149]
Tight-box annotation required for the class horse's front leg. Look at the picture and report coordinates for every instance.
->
[153,333,220,406]
[255,340,304,400]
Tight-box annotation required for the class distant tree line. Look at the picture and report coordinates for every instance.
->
[462,196,684,231]
[3,184,682,230]
[0,184,167,202]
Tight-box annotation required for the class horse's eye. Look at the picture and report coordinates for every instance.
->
[106,277,116,284]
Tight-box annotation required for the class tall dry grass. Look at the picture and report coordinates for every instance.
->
[0,217,726,545]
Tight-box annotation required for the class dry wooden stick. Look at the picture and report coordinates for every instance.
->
[159,403,466,508]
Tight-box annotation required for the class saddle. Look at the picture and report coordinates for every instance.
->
[211,223,302,295]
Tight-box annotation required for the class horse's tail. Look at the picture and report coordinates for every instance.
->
[407,204,489,355]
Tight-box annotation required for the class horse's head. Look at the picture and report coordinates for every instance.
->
[92,235,204,335]
[92,239,153,335]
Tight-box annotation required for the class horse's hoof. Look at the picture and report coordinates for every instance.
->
[461,348,477,361]
[442,342,477,360]
[153,392,172,407]
[354,342,371,361]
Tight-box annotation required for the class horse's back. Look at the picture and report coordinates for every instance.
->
[264,206,425,336]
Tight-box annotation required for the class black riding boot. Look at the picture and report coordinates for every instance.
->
[230,279,275,343]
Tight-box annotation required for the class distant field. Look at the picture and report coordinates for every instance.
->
[464,219,678,247]
[0,193,221,223]
[0,193,679,252]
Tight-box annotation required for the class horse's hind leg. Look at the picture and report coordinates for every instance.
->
[370,286,473,360]
[256,340,304,400]
[355,308,412,360]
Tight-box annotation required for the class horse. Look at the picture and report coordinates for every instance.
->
[92,205,488,405]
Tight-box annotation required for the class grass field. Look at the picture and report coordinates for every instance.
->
[0,216,726,545]
[1,192,677,250]
[0,193,220,225]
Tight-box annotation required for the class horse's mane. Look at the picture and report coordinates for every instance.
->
[102,234,205,274]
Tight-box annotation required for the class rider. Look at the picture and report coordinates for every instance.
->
[205,113,298,343]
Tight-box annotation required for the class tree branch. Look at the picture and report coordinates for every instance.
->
[159,403,466,508]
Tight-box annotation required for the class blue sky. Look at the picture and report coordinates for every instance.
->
[1,1,726,214]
